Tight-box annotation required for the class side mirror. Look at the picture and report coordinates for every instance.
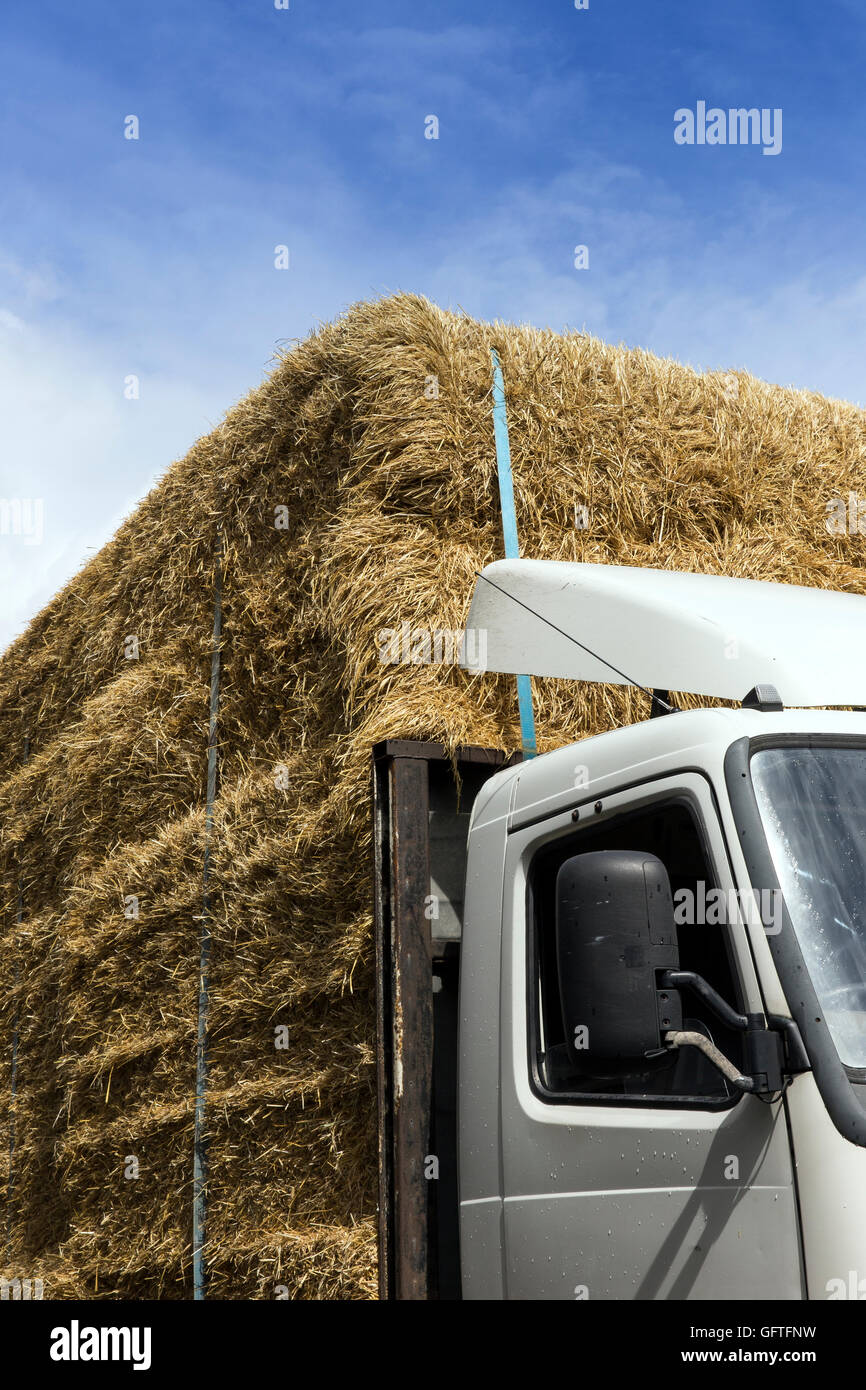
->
[555,850,682,1063]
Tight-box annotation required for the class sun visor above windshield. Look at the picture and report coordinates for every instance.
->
[461,559,866,706]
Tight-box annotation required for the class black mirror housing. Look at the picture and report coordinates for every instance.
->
[555,850,681,1063]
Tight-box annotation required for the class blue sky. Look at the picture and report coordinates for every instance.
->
[2,0,865,649]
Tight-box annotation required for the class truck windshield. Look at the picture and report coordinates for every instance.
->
[751,745,866,1069]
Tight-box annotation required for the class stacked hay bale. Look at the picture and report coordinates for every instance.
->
[1,293,865,1299]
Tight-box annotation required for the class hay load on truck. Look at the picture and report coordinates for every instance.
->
[2,293,866,1301]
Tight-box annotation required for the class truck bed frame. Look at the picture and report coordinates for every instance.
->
[372,739,520,1300]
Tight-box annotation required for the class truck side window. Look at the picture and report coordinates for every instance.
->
[529,797,744,1106]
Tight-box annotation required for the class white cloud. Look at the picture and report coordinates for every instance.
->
[0,308,226,653]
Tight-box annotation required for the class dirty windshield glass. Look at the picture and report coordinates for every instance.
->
[751,745,866,1069]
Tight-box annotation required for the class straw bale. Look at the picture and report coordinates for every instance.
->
[2,293,865,1298]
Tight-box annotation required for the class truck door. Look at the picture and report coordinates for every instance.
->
[499,772,803,1300]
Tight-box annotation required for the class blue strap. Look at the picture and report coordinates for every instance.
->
[491,349,537,759]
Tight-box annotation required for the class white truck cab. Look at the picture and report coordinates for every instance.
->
[457,562,866,1300]
[375,560,866,1301]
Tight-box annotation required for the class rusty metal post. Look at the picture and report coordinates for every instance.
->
[374,750,433,1299]
[373,740,521,1300]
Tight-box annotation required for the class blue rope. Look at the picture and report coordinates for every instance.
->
[490,350,537,759]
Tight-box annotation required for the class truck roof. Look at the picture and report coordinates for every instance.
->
[470,705,866,830]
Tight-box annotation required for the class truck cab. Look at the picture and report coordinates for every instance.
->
[375,560,866,1300]
[460,705,866,1300]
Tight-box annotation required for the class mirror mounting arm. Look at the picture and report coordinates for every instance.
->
[659,970,788,1094]
[663,1030,757,1093]
[659,969,750,1032]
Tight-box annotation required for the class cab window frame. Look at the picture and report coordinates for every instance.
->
[525,787,745,1111]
